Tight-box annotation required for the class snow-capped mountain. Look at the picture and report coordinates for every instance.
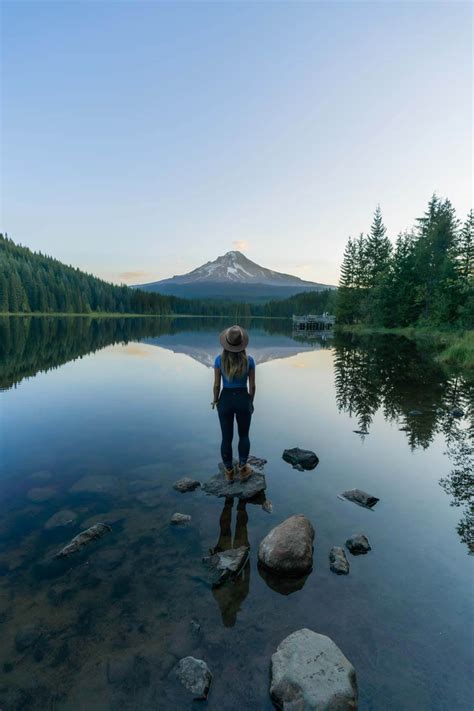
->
[134,251,334,300]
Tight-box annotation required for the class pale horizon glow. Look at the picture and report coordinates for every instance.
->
[1,1,472,287]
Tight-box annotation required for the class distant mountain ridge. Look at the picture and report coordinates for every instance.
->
[134,251,335,301]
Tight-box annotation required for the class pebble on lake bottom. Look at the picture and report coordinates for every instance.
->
[174,656,212,700]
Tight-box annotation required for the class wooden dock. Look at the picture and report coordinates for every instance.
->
[292,313,335,332]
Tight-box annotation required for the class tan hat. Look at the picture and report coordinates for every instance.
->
[219,324,249,352]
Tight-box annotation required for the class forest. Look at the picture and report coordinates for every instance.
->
[335,196,473,329]
[0,233,334,318]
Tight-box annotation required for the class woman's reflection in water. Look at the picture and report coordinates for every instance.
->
[211,497,250,627]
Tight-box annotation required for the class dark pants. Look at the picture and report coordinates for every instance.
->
[217,388,252,468]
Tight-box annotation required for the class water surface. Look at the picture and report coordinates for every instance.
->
[0,317,472,710]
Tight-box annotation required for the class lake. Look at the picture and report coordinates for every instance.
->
[0,316,472,710]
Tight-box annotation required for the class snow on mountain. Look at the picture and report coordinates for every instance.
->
[136,251,331,288]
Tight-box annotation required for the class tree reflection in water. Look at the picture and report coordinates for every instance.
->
[333,332,473,553]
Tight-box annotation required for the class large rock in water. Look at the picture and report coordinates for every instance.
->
[174,656,212,700]
[54,522,112,558]
[202,469,266,500]
[270,629,358,710]
[258,515,314,576]
[282,448,319,471]
[329,546,350,575]
[345,534,371,555]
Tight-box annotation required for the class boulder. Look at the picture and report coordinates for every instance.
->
[329,547,350,575]
[341,489,379,509]
[173,478,200,493]
[258,515,314,576]
[282,448,319,471]
[174,656,212,700]
[204,546,249,587]
[270,629,357,710]
[345,534,371,555]
[171,513,191,525]
[54,522,112,558]
[202,470,266,500]
[44,510,78,530]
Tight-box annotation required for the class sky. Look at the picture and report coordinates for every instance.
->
[1,1,472,286]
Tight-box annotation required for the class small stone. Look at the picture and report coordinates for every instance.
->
[270,628,357,710]
[282,447,319,471]
[329,546,350,575]
[54,522,112,558]
[345,534,371,555]
[450,407,464,418]
[175,656,212,700]
[258,514,314,576]
[27,487,57,503]
[173,478,200,493]
[44,510,78,530]
[204,546,249,587]
[171,513,191,525]
[261,499,273,514]
[341,489,379,508]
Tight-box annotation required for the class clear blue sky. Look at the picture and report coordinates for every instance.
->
[1,1,472,285]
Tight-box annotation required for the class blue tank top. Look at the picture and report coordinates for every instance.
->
[215,354,255,388]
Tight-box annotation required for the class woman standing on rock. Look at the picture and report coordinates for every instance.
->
[212,325,255,482]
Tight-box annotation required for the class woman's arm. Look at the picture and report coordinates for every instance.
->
[212,367,221,407]
[248,366,256,403]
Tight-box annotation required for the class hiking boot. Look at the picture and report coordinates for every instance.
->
[224,466,234,482]
[238,463,253,481]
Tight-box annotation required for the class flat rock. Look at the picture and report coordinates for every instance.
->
[341,489,379,509]
[44,510,78,530]
[247,455,267,470]
[175,656,212,700]
[202,470,266,500]
[329,546,350,575]
[54,522,112,558]
[27,487,57,503]
[282,447,319,471]
[346,534,371,555]
[258,514,314,576]
[171,513,191,525]
[270,628,357,710]
[204,545,249,587]
[173,478,200,493]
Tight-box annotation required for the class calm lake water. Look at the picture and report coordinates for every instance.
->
[0,316,472,710]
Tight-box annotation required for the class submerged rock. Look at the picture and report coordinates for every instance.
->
[54,522,112,558]
[171,513,191,525]
[44,510,78,530]
[270,628,358,710]
[346,534,371,555]
[175,656,212,700]
[329,546,350,575]
[70,474,118,494]
[258,514,314,576]
[202,469,266,500]
[27,487,57,503]
[341,489,379,509]
[173,478,200,493]
[204,546,249,587]
[282,448,319,471]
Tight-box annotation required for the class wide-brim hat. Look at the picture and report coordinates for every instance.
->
[219,324,249,353]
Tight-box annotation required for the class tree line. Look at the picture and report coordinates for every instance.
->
[0,233,334,318]
[336,197,473,329]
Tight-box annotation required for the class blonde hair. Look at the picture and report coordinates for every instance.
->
[221,349,248,381]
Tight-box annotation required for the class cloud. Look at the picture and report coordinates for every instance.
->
[232,240,249,251]
[118,270,153,282]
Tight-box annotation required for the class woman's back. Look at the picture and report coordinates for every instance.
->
[214,353,255,388]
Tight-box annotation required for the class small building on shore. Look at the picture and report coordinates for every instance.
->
[292,313,336,332]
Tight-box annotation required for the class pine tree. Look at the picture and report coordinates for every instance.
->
[365,205,392,288]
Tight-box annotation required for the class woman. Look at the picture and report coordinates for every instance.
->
[212,324,256,481]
